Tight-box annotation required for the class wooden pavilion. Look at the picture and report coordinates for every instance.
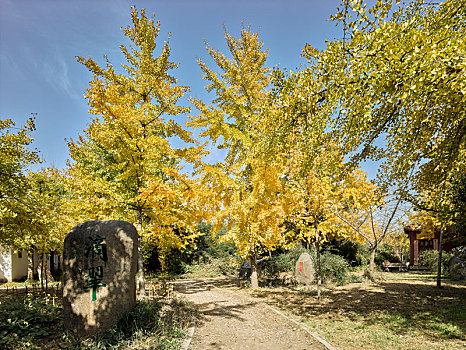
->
[404,225,455,266]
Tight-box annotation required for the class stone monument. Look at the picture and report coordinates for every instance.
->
[295,252,315,285]
[63,220,138,336]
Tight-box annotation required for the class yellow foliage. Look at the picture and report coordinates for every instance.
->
[189,28,293,260]
[68,7,206,271]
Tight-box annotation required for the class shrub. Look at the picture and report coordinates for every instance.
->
[322,239,370,267]
[418,249,452,274]
[143,224,237,275]
[261,245,311,277]
[347,273,363,283]
[319,252,350,285]
[180,256,240,278]
[205,238,236,260]
[375,243,401,267]
[117,298,195,337]
[262,246,351,285]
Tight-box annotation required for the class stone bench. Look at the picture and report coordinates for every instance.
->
[383,262,408,272]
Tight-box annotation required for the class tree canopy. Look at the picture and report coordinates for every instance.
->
[69,7,206,271]
[301,0,465,197]
[188,28,297,288]
[0,118,41,249]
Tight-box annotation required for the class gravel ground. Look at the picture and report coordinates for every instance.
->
[173,278,327,350]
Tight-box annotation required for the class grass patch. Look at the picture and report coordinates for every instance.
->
[0,290,197,349]
[244,276,466,350]
[382,272,444,280]
[173,257,239,279]
[0,293,62,349]
[0,280,61,289]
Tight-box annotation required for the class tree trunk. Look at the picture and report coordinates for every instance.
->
[314,221,322,300]
[40,253,44,290]
[136,211,145,299]
[368,245,376,282]
[45,253,48,292]
[437,222,444,288]
[250,252,259,290]
[27,252,34,281]
[50,251,55,276]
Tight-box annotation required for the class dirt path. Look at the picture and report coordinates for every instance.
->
[173,278,327,350]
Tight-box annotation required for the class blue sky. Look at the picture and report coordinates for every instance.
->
[1,0,349,171]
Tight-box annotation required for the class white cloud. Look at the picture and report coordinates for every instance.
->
[42,51,79,100]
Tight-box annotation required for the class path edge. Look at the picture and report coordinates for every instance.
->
[264,304,338,350]
[180,322,196,350]
[173,287,196,350]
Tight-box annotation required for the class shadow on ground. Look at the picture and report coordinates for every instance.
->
[249,278,466,340]
[172,277,239,294]
[173,278,260,325]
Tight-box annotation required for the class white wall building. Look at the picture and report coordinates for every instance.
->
[0,246,28,282]
[0,247,60,282]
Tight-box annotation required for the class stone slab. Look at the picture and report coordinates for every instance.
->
[63,220,138,336]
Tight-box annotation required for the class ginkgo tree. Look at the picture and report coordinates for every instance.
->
[0,118,73,283]
[189,28,294,289]
[329,169,394,281]
[267,58,403,285]
[302,0,466,200]
[24,169,71,283]
[407,170,466,286]
[0,117,40,249]
[0,118,39,205]
[284,154,344,298]
[299,0,465,284]
[68,7,206,291]
[266,66,353,296]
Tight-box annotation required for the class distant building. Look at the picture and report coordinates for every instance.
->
[0,247,29,282]
[0,247,61,282]
[404,225,455,266]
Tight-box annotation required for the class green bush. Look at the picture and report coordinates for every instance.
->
[205,235,237,260]
[261,245,311,277]
[181,257,239,278]
[261,246,351,285]
[322,239,370,267]
[418,249,452,274]
[143,223,237,275]
[319,252,350,285]
[375,243,401,267]
[117,298,194,337]
[346,273,363,283]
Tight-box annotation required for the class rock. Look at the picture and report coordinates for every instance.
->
[295,253,315,285]
[63,220,138,336]
[282,274,298,286]
[449,256,466,281]
[451,246,466,260]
